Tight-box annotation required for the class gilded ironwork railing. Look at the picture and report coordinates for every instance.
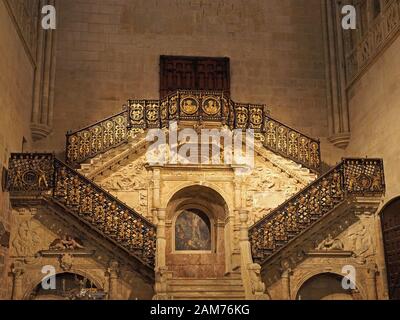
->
[249,158,385,264]
[6,153,156,268]
[262,116,320,171]
[66,110,130,164]
[65,90,321,172]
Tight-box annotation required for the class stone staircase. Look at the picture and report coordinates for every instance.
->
[167,274,245,300]
[77,133,148,179]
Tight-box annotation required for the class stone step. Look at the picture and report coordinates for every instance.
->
[171,293,246,300]
[168,278,242,286]
[168,285,244,293]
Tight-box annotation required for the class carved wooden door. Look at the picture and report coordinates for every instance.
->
[160,56,230,99]
[381,199,400,299]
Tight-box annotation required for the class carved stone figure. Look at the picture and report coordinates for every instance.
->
[349,223,374,264]
[317,234,344,251]
[49,235,84,251]
[248,263,267,297]
[12,220,41,256]
[60,253,73,271]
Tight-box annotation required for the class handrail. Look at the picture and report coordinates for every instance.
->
[66,110,130,164]
[262,115,321,171]
[249,158,385,265]
[6,153,156,268]
[65,90,321,172]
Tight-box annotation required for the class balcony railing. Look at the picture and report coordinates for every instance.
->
[6,153,156,268]
[249,158,385,265]
[65,90,321,172]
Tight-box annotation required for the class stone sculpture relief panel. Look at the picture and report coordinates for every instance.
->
[98,157,149,215]
[245,159,304,225]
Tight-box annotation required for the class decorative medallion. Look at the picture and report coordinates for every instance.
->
[202,98,221,116]
[130,104,144,123]
[181,97,199,115]
[146,104,159,123]
[250,108,263,127]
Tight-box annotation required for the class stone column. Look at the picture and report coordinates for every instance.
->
[107,260,119,300]
[366,265,378,300]
[155,208,167,269]
[321,0,351,149]
[239,209,252,265]
[31,0,58,141]
[152,168,161,210]
[11,262,25,300]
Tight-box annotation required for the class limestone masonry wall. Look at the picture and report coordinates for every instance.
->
[0,0,37,299]
[34,0,329,153]
[345,35,400,203]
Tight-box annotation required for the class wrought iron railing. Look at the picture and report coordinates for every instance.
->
[262,116,320,171]
[249,158,385,265]
[66,110,130,164]
[6,153,156,268]
[65,90,321,172]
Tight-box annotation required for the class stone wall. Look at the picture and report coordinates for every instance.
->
[0,0,38,299]
[34,0,329,154]
[345,35,400,204]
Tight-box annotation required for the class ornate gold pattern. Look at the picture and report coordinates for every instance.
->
[249,158,385,264]
[66,112,129,164]
[181,97,199,115]
[65,90,321,172]
[263,117,320,171]
[6,154,156,267]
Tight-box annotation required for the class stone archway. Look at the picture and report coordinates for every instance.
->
[295,273,359,300]
[166,185,229,278]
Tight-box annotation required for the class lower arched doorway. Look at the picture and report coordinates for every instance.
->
[296,273,358,300]
[381,197,400,299]
[28,272,105,300]
[166,185,229,278]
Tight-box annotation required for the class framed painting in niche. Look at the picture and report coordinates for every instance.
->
[175,208,212,251]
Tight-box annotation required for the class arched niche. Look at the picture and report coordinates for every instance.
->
[295,273,360,300]
[165,185,229,278]
[27,272,105,300]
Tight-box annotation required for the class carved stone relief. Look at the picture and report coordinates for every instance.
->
[11,220,41,257]
[246,159,304,225]
[98,157,149,214]
[100,159,148,191]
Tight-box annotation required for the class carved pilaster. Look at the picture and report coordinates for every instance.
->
[107,260,119,300]
[153,266,172,300]
[366,264,378,300]
[278,258,293,300]
[11,261,25,300]
[151,168,161,210]
[155,208,166,269]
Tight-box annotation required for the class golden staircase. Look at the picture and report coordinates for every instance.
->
[4,90,386,299]
[6,154,156,270]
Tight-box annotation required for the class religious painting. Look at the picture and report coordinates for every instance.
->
[181,97,199,115]
[175,209,211,251]
[202,98,221,116]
